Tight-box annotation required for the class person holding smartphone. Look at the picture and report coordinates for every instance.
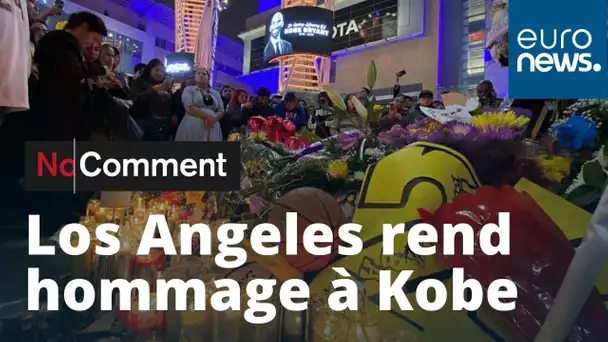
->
[392,70,406,98]
[379,94,422,131]
[130,59,178,140]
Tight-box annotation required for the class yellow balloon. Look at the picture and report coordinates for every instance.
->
[310,142,508,341]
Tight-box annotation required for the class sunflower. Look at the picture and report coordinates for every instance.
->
[536,154,571,183]
[471,110,530,130]
[327,160,349,179]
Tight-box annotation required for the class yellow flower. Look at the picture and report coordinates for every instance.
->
[248,131,267,141]
[407,120,444,134]
[185,192,205,206]
[471,111,530,130]
[327,160,349,179]
[537,154,571,182]
[246,160,264,182]
[227,133,240,141]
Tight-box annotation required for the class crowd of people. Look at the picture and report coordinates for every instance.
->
[0,5,505,237]
[1,4,506,143]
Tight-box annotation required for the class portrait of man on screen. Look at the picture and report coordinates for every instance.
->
[264,12,293,61]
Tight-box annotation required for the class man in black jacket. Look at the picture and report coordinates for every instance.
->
[26,12,107,237]
[243,87,275,118]
[29,11,107,141]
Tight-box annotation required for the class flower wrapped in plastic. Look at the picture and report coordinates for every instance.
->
[551,115,598,152]
[264,116,296,143]
[284,136,309,151]
[419,186,608,341]
[248,116,266,133]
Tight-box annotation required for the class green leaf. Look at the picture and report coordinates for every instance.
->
[582,160,607,187]
[367,105,378,123]
[367,60,377,91]
[566,184,603,208]
[328,106,348,120]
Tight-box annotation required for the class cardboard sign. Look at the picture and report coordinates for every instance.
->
[419,98,478,124]
[441,92,468,106]
[486,14,508,48]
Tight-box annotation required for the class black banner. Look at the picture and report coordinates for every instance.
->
[24,142,241,192]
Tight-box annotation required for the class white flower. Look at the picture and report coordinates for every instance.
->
[566,171,585,194]
[364,148,382,157]
[566,151,608,194]
[353,171,365,181]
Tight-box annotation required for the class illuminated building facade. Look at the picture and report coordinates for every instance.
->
[175,0,205,54]
[239,0,489,98]
[175,0,227,83]
[277,0,334,93]
[213,36,247,91]
[39,0,176,73]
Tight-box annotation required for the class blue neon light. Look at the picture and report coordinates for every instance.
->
[127,0,151,15]
[258,0,281,13]
[436,0,443,91]
[237,67,280,94]
[484,49,492,62]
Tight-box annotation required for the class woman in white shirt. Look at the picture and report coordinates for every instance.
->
[175,68,225,141]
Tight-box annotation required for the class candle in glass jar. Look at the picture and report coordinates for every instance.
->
[133,250,165,292]
[70,235,94,279]
[86,200,100,216]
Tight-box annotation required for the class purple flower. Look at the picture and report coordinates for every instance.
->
[389,124,408,137]
[480,127,519,140]
[445,121,477,136]
[407,130,446,144]
[336,133,360,151]
[406,117,441,131]
[377,131,395,145]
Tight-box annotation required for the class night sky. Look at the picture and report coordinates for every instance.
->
[219,0,260,41]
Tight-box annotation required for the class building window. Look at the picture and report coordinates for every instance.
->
[104,31,143,74]
[465,0,485,19]
[155,37,176,52]
[329,58,337,83]
[332,0,399,52]
[460,0,486,89]
[216,63,242,78]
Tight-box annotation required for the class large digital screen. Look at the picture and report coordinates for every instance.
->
[263,6,333,62]
[164,53,195,75]
[250,0,404,72]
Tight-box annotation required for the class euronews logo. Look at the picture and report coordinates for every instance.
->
[515,28,602,73]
